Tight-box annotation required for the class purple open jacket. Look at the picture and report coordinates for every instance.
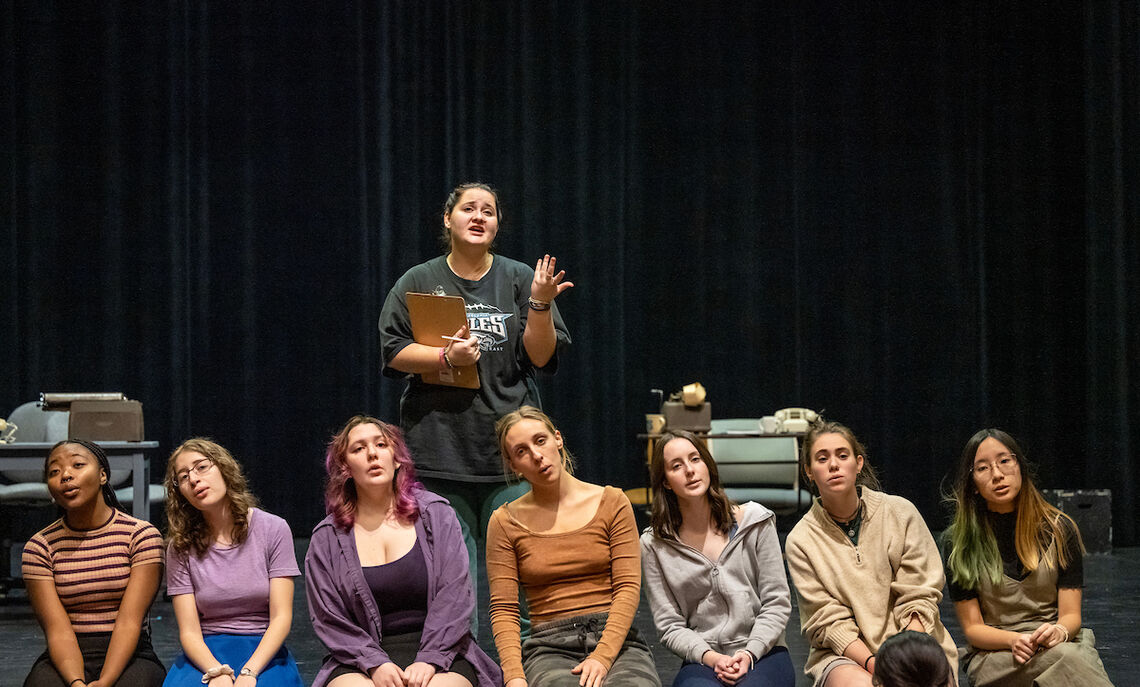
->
[305,489,503,687]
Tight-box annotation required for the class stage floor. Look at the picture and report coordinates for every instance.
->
[1,540,1133,687]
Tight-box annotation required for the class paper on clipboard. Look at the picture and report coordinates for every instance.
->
[406,292,481,389]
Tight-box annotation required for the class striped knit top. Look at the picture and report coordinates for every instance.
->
[22,509,164,633]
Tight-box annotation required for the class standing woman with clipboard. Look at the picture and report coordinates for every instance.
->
[378,182,573,626]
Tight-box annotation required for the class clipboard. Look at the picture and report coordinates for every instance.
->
[406,292,481,389]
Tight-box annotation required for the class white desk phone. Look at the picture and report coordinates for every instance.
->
[763,407,819,434]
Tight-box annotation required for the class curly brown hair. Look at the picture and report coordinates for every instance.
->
[164,438,259,556]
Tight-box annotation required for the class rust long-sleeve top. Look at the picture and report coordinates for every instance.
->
[486,486,642,682]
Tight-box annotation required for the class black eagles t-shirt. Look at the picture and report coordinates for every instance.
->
[378,254,571,481]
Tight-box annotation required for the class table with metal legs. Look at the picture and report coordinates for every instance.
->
[0,441,159,519]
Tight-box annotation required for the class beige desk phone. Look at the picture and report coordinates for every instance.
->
[0,419,16,443]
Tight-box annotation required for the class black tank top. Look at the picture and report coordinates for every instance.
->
[362,536,429,635]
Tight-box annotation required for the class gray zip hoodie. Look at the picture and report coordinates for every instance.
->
[639,501,791,664]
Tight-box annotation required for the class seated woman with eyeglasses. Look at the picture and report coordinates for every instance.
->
[487,406,660,687]
[161,438,304,687]
[22,439,166,687]
[943,429,1115,687]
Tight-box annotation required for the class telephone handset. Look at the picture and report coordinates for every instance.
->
[773,407,819,433]
[0,419,16,443]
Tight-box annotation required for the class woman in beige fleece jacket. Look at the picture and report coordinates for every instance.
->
[785,420,956,687]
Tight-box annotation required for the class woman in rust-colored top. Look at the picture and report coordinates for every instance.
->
[486,406,659,687]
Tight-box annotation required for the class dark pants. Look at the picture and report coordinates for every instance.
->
[24,631,165,687]
[325,630,477,686]
[672,647,795,687]
[521,613,660,687]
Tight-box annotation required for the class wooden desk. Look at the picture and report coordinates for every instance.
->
[0,441,159,519]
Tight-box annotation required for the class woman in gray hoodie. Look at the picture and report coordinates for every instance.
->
[640,429,796,687]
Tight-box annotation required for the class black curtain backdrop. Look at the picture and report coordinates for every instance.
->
[3,3,1137,543]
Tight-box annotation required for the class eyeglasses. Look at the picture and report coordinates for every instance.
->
[175,458,215,486]
[973,453,1017,478]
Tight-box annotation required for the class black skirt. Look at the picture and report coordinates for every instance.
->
[324,629,478,686]
[24,630,165,687]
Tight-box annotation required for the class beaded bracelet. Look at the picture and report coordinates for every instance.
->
[202,664,234,684]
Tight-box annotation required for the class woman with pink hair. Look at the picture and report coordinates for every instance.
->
[304,415,501,687]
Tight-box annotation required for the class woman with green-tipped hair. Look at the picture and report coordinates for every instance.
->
[943,429,1114,686]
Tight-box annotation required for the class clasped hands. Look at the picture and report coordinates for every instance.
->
[703,649,753,685]
[1010,622,1068,664]
[370,661,437,687]
[207,673,256,687]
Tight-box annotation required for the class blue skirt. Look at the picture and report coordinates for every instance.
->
[163,634,304,687]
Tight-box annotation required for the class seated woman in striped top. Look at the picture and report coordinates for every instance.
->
[22,439,166,687]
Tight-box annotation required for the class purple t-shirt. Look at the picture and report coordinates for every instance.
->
[166,507,300,635]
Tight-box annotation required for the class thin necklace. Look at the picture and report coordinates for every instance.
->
[827,500,860,522]
[829,502,862,538]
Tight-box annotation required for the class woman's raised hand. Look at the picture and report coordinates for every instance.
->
[446,324,480,366]
[530,255,574,304]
